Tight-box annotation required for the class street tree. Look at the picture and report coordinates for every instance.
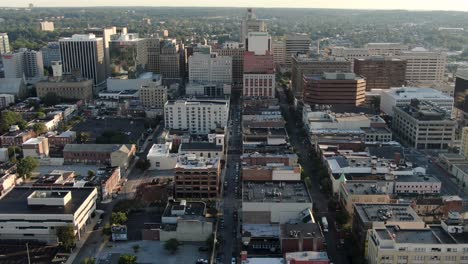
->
[111,212,128,225]
[82,257,96,264]
[56,224,76,252]
[32,123,48,135]
[118,254,137,264]
[164,238,180,254]
[16,157,39,179]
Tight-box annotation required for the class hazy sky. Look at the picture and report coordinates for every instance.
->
[3,0,468,11]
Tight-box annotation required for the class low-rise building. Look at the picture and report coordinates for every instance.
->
[0,128,35,147]
[63,144,136,169]
[241,153,298,166]
[36,78,93,101]
[86,166,121,200]
[0,187,98,244]
[352,203,425,249]
[361,127,393,143]
[393,100,456,150]
[339,181,392,214]
[280,223,326,253]
[394,174,441,194]
[242,181,313,224]
[22,137,49,158]
[366,225,468,264]
[174,155,221,199]
[285,251,330,264]
[380,87,453,116]
[147,142,179,170]
[179,142,224,160]
[159,200,213,242]
[242,165,301,181]
[0,94,14,109]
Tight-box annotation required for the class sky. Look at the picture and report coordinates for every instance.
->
[2,0,468,11]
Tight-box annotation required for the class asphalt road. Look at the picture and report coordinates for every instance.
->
[277,88,350,264]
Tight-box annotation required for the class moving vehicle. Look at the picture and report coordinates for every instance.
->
[321,216,329,232]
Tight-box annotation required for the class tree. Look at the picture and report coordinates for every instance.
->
[102,224,112,236]
[56,224,76,252]
[135,159,150,171]
[36,112,46,119]
[87,170,96,178]
[7,146,21,159]
[118,254,137,264]
[164,238,180,254]
[132,244,140,253]
[77,132,90,144]
[82,257,96,264]
[33,123,48,135]
[336,210,350,226]
[0,111,27,132]
[111,212,128,225]
[16,157,39,179]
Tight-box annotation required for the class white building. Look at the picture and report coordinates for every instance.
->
[2,51,24,78]
[366,225,468,264]
[380,87,454,116]
[0,33,10,55]
[364,43,408,56]
[399,48,447,82]
[39,21,54,32]
[246,32,271,55]
[242,181,313,224]
[147,142,178,170]
[164,98,229,135]
[22,137,49,158]
[243,73,276,98]
[188,53,232,84]
[0,94,14,109]
[107,72,161,92]
[0,187,98,244]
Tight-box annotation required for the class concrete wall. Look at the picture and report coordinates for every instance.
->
[159,220,213,242]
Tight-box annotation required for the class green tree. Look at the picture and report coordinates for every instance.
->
[111,212,128,225]
[77,132,90,144]
[0,111,27,132]
[16,157,39,179]
[132,244,140,253]
[87,170,96,178]
[56,224,76,252]
[102,224,112,236]
[164,238,180,254]
[118,254,137,264]
[82,257,96,264]
[32,123,48,135]
[7,146,21,159]
[36,112,46,119]
[336,210,350,226]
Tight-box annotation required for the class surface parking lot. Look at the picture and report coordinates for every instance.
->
[73,117,146,143]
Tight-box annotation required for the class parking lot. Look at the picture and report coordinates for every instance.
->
[73,117,146,143]
[97,241,208,264]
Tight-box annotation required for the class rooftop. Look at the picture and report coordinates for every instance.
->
[354,203,422,223]
[375,225,459,245]
[175,155,220,170]
[342,181,392,195]
[384,87,453,100]
[242,224,280,238]
[88,166,120,186]
[243,258,284,264]
[396,100,453,121]
[242,181,311,203]
[285,251,329,262]
[63,144,134,153]
[396,174,440,183]
[180,142,223,152]
[280,223,323,239]
[162,200,206,218]
[0,187,95,215]
[23,137,47,145]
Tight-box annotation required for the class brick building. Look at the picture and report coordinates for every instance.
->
[354,57,406,91]
[241,153,298,167]
[0,129,35,147]
[63,144,136,169]
[243,51,276,98]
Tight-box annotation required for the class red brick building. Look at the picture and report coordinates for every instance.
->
[63,144,136,169]
[243,51,276,98]
[241,153,298,166]
[0,130,36,147]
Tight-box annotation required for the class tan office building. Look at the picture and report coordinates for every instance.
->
[36,78,93,101]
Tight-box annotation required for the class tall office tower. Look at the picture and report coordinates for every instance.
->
[398,48,447,82]
[38,21,54,32]
[23,49,44,79]
[40,42,61,67]
[303,72,366,106]
[147,38,161,73]
[188,52,232,84]
[160,39,183,85]
[461,127,468,158]
[246,32,271,55]
[59,34,106,86]
[85,27,118,77]
[2,51,24,78]
[272,41,286,66]
[354,57,407,91]
[212,47,245,90]
[243,51,275,98]
[285,33,311,66]
[240,8,267,46]
[365,43,408,56]
[0,33,10,55]
[109,33,148,79]
[454,69,468,125]
[291,54,351,96]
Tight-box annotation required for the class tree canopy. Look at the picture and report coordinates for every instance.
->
[32,123,48,135]
[164,238,180,254]
[0,111,27,133]
[56,224,76,252]
[16,157,39,179]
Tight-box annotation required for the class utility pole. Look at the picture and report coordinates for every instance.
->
[26,243,31,264]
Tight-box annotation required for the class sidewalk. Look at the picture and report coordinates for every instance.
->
[65,212,102,264]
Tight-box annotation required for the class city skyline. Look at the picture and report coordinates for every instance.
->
[2,0,468,11]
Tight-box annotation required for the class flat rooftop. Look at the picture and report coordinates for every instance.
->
[343,181,391,195]
[162,200,206,218]
[242,224,280,238]
[242,181,311,203]
[280,223,323,239]
[175,155,219,169]
[354,203,422,223]
[375,225,458,245]
[0,187,95,215]
[396,174,440,183]
[361,127,392,134]
[285,251,329,262]
[180,142,223,152]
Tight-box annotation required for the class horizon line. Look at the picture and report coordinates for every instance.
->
[0,5,466,12]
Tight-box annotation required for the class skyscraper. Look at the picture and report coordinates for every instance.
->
[40,42,61,67]
[246,32,271,55]
[2,48,43,79]
[59,34,106,86]
[23,49,44,79]
[240,8,267,46]
[354,57,406,91]
[243,51,276,98]
[188,52,232,84]
[2,51,24,78]
[159,39,184,85]
[0,33,10,55]
[147,38,161,73]
[109,33,148,79]
[85,27,121,77]
[285,34,311,66]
